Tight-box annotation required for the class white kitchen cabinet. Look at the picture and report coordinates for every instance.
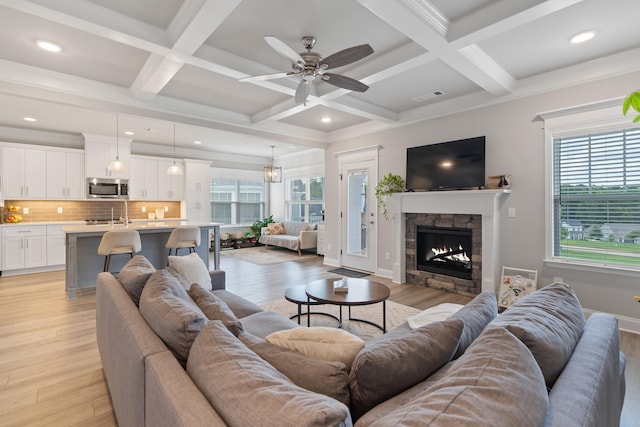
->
[2,146,47,198]
[46,150,85,199]
[2,226,47,270]
[84,134,131,180]
[129,156,158,200]
[184,160,211,222]
[157,159,184,200]
[46,224,66,266]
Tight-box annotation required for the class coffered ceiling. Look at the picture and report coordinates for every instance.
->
[0,0,638,159]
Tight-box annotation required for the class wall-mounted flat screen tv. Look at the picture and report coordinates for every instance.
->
[406,136,486,191]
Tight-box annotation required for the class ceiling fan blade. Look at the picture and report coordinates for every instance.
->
[294,80,311,104]
[321,73,369,92]
[320,44,374,69]
[264,36,304,64]
[239,71,291,82]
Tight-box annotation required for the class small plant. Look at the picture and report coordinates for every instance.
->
[375,173,405,220]
[250,214,274,241]
[622,90,640,123]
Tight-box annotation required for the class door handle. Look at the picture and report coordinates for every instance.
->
[369,221,374,224]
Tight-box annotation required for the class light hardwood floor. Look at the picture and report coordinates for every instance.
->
[0,253,638,426]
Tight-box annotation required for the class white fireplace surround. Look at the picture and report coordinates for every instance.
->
[389,189,510,294]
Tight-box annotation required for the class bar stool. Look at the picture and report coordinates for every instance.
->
[97,229,142,272]
[165,226,201,257]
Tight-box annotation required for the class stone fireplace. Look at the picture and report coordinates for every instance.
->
[406,214,481,295]
[389,189,509,296]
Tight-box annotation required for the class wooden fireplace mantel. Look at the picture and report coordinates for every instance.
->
[389,189,510,294]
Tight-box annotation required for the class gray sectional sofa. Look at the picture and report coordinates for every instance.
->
[96,255,626,427]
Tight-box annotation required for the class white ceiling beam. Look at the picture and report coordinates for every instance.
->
[130,0,242,100]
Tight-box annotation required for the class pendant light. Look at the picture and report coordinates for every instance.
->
[108,113,127,172]
[264,145,282,183]
[166,123,183,175]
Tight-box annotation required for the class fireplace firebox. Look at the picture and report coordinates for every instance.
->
[416,226,472,280]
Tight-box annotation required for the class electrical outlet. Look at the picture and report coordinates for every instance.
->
[23,207,29,214]
[141,207,146,213]
[508,207,516,218]
[327,243,332,251]
[554,276,564,283]
[164,206,169,212]
[57,207,63,214]
[385,252,390,260]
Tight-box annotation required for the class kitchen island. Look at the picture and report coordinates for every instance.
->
[63,221,222,300]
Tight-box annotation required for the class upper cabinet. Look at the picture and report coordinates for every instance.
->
[46,149,85,199]
[157,159,185,201]
[83,133,131,180]
[2,145,47,199]
[129,156,158,200]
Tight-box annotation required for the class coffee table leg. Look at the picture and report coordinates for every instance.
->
[307,296,310,327]
[297,303,301,325]
[383,300,386,333]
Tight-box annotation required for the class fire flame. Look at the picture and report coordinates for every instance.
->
[430,244,470,262]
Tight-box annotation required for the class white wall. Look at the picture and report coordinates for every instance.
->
[324,71,640,325]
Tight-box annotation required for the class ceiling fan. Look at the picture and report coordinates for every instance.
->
[240,36,374,105]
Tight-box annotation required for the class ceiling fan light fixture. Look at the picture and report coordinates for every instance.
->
[264,145,282,183]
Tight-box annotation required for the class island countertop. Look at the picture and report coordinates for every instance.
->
[64,221,222,300]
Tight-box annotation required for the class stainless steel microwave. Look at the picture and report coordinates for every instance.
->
[86,178,129,199]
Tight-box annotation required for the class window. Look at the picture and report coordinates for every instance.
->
[211,178,265,224]
[286,176,324,223]
[549,117,640,270]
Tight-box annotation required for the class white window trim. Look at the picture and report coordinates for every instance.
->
[541,101,640,277]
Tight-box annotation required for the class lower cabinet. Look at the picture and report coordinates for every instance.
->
[2,226,47,271]
[46,224,66,266]
[317,223,326,255]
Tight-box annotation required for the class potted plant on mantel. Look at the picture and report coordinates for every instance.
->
[623,90,640,122]
[375,173,406,220]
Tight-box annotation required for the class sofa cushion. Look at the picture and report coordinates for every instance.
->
[189,283,243,336]
[212,289,263,318]
[360,327,548,427]
[267,222,285,235]
[186,321,352,427]
[240,310,300,338]
[488,282,584,387]
[349,319,463,420]
[139,269,207,365]
[117,255,156,305]
[266,326,365,370]
[449,291,498,358]
[239,331,351,406]
[168,252,211,291]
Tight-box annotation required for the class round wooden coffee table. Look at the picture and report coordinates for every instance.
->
[305,278,391,332]
[284,286,340,325]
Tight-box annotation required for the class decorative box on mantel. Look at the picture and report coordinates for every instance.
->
[389,189,510,295]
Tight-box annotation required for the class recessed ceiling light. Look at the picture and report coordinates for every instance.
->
[23,117,37,122]
[570,31,596,44]
[194,140,202,145]
[124,131,134,136]
[321,117,332,123]
[36,39,62,53]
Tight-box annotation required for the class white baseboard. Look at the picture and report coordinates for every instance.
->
[2,264,64,277]
[322,257,340,267]
[584,308,640,334]
[376,268,393,279]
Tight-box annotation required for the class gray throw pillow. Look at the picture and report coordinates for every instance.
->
[117,255,156,305]
[189,283,244,336]
[488,282,585,387]
[349,319,464,420]
[186,321,352,427]
[239,331,351,406]
[449,291,498,358]
[362,327,548,427]
[139,269,207,365]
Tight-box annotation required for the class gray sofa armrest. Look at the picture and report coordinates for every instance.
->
[544,313,625,427]
[96,272,168,427]
[145,351,227,427]
[209,270,226,290]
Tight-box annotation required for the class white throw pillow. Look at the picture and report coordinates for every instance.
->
[266,327,365,370]
[407,303,464,329]
[168,252,211,291]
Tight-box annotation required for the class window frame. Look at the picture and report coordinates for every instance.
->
[542,101,640,277]
[284,165,325,224]
[210,168,266,225]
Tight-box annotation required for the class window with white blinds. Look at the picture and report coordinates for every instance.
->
[553,127,640,268]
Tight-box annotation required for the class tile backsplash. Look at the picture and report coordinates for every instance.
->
[3,200,182,223]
